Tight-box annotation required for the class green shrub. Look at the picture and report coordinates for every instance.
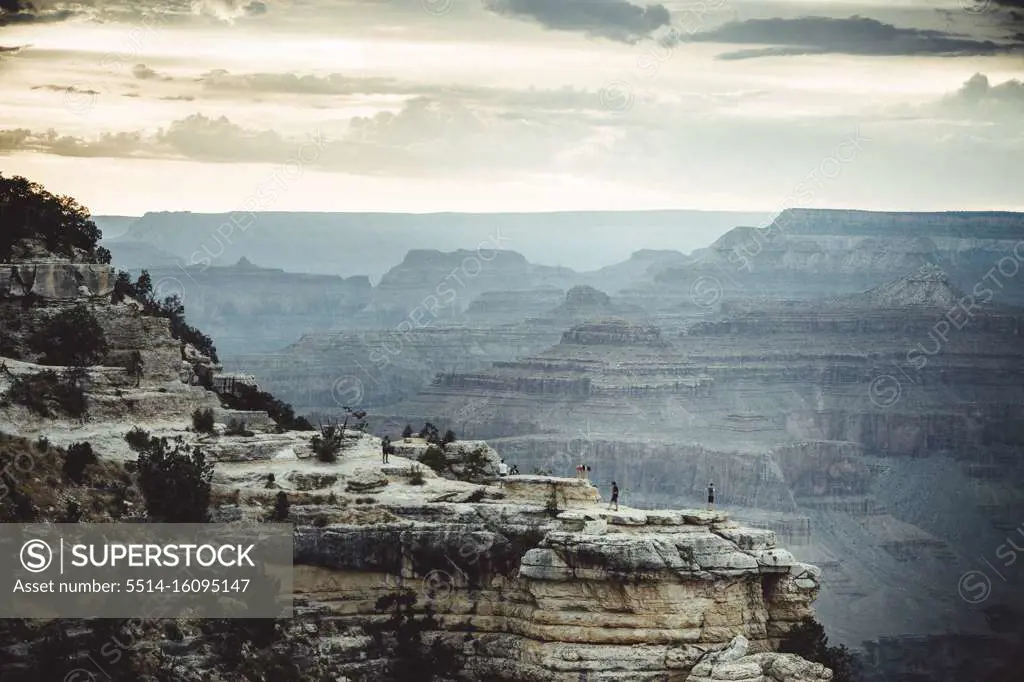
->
[129,432,213,523]
[402,424,413,439]
[311,424,343,463]
[418,445,447,474]
[218,383,313,432]
[63,442,97,484]
[779,617,861,682]
[418,422,440,444]
[124,426,151,452]
[192,408,216,434]
[2,369,87,418]
[29,305,108,367]
[407,465,426,486]
[362,590,463,682]
[225,419,254,437]
[442,429,457,445]
[271,491,290,521]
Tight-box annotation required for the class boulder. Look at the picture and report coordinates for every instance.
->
[345,468,389,493]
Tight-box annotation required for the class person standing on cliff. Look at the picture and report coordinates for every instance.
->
[707,481,715,511]
[608,481,619,511]
[381,436,391,464]
[498,459,509,487]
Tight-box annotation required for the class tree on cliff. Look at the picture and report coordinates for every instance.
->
[29,304,108,367]
[127,429,213,523]
[361,590,463,682]
[779,617,861,682]
[0,173,111,263]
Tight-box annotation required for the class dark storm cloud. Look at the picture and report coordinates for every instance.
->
[0,0,74,26]
[675,16,1021,59]
[483,0,670,43]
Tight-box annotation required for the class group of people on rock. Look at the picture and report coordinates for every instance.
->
[378,438,717,512]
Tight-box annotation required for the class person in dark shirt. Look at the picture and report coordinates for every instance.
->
[707,481,715,511]
[608,481,619,511]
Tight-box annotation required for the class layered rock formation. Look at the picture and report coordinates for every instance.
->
[622,208,1024,315]
[234,286,649,415]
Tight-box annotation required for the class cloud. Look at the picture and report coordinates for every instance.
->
[132,63,161,80]
[191,0,269,21]
[674,15,1021,59]
[0,96,599,174]
[31,83,100,94]
[483,0,670,43]
[936,72,1024,121]
[0,0,74,26]
[169,69,610,112]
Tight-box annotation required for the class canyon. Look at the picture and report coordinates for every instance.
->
[0,259,832,681]
[86,207,1024,679]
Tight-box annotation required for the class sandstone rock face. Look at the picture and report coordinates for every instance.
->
[285,462,824,681]
[0,262,115,299]
[686,635,833,682]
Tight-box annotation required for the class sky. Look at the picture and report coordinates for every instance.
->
[0,0,1023,215]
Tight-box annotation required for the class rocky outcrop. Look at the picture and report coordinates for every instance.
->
[686,636,832,682]
[0,262,115,299]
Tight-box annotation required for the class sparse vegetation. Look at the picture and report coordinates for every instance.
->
[192,407,216,434]
[225,418,254,437]
[110,268,220,363]
[270,491,290,521]
[2,368,88,418]
[442,429,457,445]
[218,382,314,432]
[407,465,426,486]
[360,590,463,682]
[127,431,213,523]
[418,445,447,474]
[462,445,491,480]
[341,405,368,432]
[402,424,414,440]
[418,422,440,445]
[63,441,97,484]
[29,304,108,367]
[779,616,861,682]
[311,422,344,463]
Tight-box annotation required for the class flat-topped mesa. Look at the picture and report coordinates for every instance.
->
[0,262,115,299]
[561,319,669,346]
[770,207,1024,239]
